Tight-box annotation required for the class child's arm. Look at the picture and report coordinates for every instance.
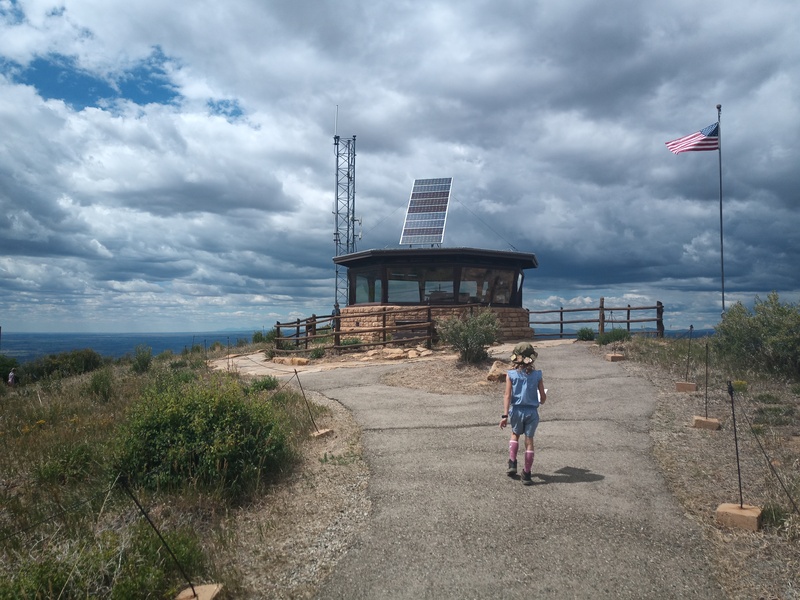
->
[500,376,512,428]
[538,378,547,404]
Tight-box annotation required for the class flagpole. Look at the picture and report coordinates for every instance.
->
[717,103,725,314]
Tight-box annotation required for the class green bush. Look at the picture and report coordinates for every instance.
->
[340,337,362,347]
[130,345,152,374]
[114,372,291,500]
[86,366,115,402]
[310,346,326,359]
[713,292,800,377]
[753,405,795,426]
[253,328,277,344]
[576,327,595,341]
[0,522,207,599]
[597,328,631,346]
[437,310,499,364]
[248,375,279,393]
[1,354,19,386]
[19,348,105,382]
[33,441,97,485]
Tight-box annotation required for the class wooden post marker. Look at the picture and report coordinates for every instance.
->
[715,503,762,532]
[676,325,696,392]
[692,415,721,430]
[715,381,762,531]
[692,342,718,429]
[176,584,223,600]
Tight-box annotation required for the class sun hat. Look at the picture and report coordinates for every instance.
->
[510,342,538,365]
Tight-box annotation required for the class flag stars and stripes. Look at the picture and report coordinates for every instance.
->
[665,123,720,154]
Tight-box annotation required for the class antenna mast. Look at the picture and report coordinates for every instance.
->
[333,124,357,309]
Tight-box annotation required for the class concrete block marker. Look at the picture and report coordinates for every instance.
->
[675,382,697,392]
[604,353,625,362]
[715,503,762,532]
[692,416,721,430]
[176,583,223,600]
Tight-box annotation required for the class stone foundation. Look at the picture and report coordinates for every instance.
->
[337,305,533,343]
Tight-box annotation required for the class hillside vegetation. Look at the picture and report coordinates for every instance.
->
[0,337,322,598]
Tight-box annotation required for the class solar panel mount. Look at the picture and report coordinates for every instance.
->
[399,177,453,246]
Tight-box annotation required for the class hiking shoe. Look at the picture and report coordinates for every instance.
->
[507,459,518,476]
[522,471,533,486]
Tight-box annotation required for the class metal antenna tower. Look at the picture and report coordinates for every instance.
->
[333,134,356,308]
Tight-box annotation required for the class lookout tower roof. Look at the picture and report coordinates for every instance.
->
[333,247,538,270]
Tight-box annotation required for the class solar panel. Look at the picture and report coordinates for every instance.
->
[399,177,453,245]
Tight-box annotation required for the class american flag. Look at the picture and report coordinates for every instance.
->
[665,122,719,154]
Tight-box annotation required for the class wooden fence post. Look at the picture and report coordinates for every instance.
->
[559,307,564,339]
[333,312,341,348]
[598,297,605,336]
[275,321,282,350]
[657,301,664,338]
[627,305,631,333]
[426,306,433,350]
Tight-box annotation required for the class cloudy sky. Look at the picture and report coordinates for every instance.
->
[1,0,798,334]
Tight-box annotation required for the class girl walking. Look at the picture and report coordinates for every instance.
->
[500,343,546,485]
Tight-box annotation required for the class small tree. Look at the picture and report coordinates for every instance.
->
[131,345,152,374]
[713,292,800,377]
[437,310,500,363]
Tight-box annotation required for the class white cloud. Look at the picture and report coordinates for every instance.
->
[1,0,799,332]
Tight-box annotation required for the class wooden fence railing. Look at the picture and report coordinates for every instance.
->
[275,298,664,353]
[274,306,437,354]
[528,297,664,339]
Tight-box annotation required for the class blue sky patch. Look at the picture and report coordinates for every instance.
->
[0,0,25,24]
[207,98,244,120]
[7,48,180,110]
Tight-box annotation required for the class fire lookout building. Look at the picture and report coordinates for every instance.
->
[332,247,538,341]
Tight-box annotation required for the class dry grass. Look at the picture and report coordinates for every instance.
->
[607,339,800,600]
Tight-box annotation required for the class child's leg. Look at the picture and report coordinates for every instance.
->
[524,436,535,474]
[508,432,520,462]
[507,432,520,475]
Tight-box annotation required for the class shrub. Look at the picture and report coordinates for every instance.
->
[0,522,207,599]
[713,292,800,377]
[576,327,595,341]
[732,380,748,392]
[34,441,96,485]
[254,328,278,344]
[340,337,362,347]
[753,405,795,426]
[19,348,105,381]
[753,393,782,404]
[1,354,19,386]
[248,375,279,393]
[114,372,291,500]
[86,366,115,402]
[310,347,326,359]
[131,345,152,374]
[597,328,631,346]
[437,310,499,364]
